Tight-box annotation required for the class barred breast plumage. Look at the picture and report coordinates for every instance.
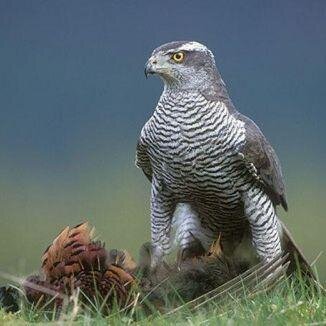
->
[144,91,246,198]
[139,90,254,247]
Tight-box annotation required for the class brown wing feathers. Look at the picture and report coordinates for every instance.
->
[40,223,108,288]
[24,222,136,312]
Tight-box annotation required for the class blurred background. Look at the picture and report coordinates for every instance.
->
[0,0,325,283]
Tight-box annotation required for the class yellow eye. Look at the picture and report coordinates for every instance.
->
[171,51,185,63]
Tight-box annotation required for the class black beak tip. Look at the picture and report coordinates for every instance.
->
[144,68,148,79]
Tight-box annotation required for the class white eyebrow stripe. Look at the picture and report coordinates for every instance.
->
[176,41,208,52]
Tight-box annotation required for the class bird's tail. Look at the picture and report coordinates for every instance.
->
[280,221,316,280]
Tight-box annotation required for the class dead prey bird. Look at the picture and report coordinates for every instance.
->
[23,222,136,314]
[0,222,310,317]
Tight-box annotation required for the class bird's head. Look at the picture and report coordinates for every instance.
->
[145,41,223,94]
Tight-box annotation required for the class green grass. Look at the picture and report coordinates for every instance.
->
[0,276,325,325]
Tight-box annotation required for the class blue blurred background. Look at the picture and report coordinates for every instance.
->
[0,0,325,282]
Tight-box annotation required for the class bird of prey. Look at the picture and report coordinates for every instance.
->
[136,41,309,272]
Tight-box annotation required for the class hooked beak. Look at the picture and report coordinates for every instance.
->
[144,58,158,79]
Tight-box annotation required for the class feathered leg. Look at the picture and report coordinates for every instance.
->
[243,185,282,261]
[150,178,176,268]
